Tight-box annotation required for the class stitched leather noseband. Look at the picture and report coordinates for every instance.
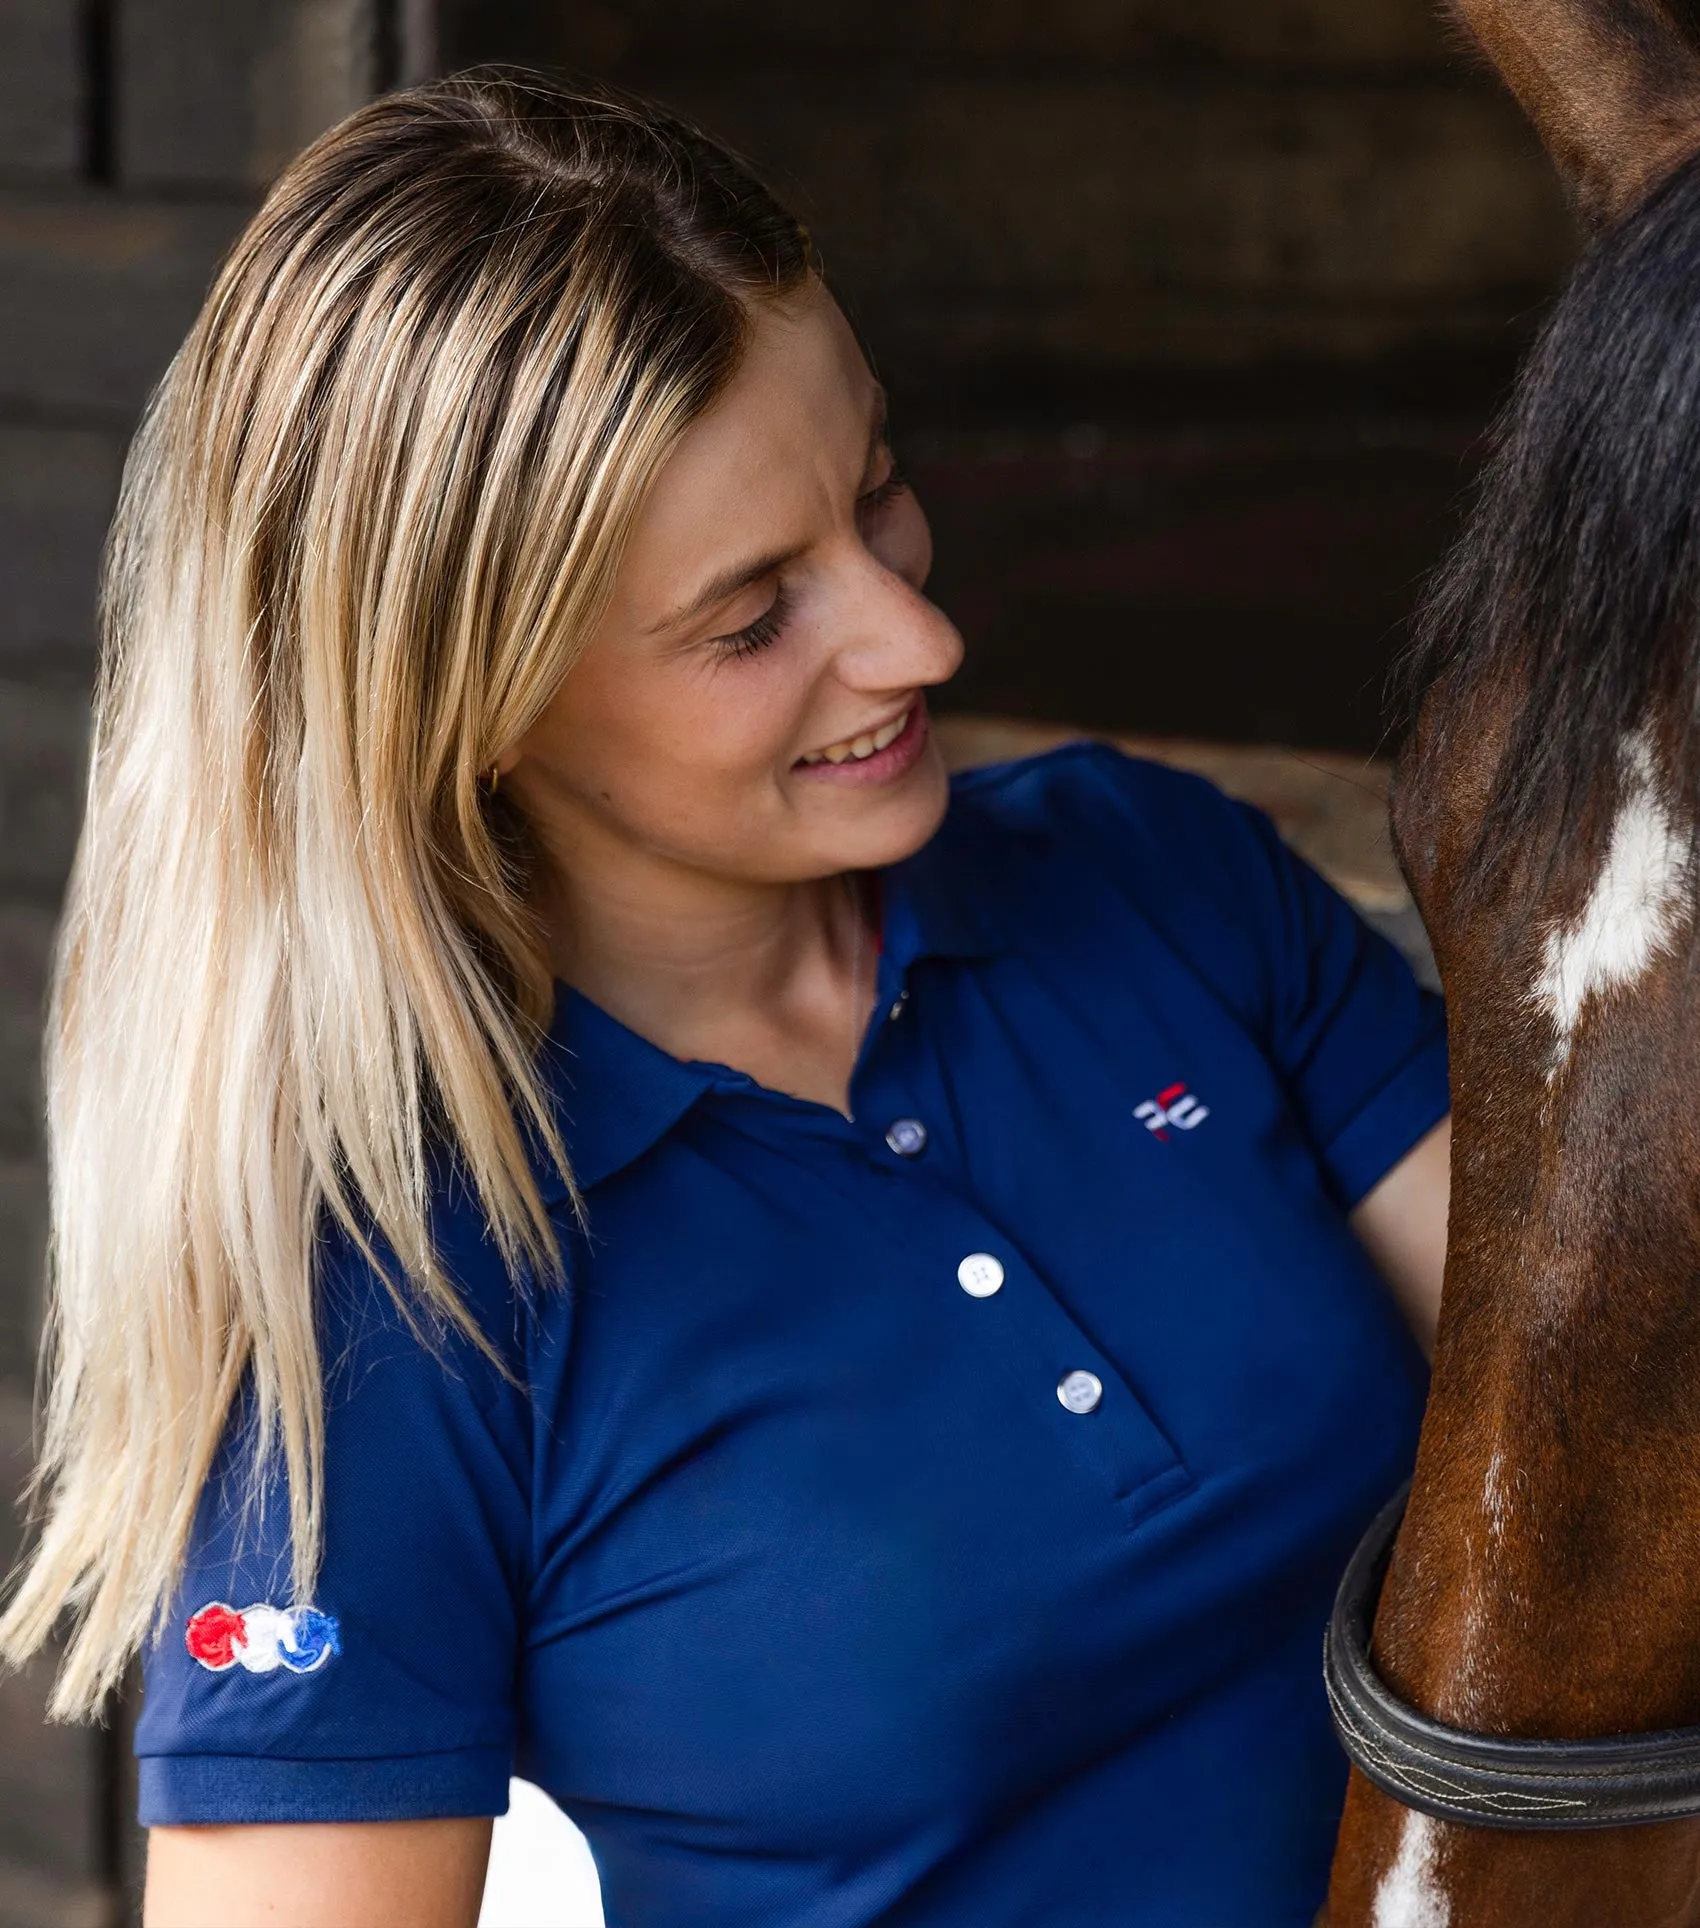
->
[1325,1484,1700,1828]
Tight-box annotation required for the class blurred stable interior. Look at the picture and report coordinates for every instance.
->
[0,2,1572,1922]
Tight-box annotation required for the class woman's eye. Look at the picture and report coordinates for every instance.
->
[857,455,910,516]
[713,584,791,660]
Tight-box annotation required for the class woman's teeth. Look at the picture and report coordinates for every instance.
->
[799,709,910,767]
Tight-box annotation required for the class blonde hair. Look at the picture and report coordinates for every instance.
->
[0,68,811,1718]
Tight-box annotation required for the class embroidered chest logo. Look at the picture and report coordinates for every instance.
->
[185,1600,341,1675]
[1135,1082,1209,1141]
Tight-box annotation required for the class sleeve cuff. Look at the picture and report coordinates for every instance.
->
[137,1745,513,1824]
[1316,1034,1451,1211]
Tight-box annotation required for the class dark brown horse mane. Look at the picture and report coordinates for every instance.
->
[1398,141,1700,920]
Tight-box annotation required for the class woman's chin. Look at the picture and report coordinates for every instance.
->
[797,740,952,876]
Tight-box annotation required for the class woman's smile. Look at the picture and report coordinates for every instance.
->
[792,699,929,786]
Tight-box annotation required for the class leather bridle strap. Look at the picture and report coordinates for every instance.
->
[1324,1483,1700,1829]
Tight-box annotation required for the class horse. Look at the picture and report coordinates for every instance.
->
[1322,2,1700,1922]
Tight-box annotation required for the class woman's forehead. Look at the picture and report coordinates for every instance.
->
[613,289,880,621]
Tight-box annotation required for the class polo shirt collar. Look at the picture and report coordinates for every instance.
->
[878,803,1013,970]
[535,985,718,1198]
[531,806,1014,1197]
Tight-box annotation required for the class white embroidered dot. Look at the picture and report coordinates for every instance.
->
[236,1604,292,1673]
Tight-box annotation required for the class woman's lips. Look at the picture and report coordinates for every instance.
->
[792,701,930,787]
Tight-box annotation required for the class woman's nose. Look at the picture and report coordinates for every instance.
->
[833,552,964,691]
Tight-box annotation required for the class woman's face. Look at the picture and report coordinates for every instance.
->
[501,279,964,891]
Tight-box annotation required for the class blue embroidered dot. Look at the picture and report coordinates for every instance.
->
[278,1607,341,1673]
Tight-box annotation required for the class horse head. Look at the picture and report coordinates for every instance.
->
[1327,3,1700,1922]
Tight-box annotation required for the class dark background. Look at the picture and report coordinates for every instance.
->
[0,3,1574,1920]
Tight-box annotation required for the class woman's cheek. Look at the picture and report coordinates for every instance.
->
[690,669,810,781]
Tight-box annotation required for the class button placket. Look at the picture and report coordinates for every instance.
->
[936,1233,1191,1524]
[856,966,942,1173]
[841,963,1192,1527]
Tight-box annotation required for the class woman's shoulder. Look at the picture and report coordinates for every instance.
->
[932,740,1447,1211]
[919,737,1419,1062]
[949,734,1209,803]
[945,737,1266,855]
[312,1147,556,1416]
[932,738,1290,935]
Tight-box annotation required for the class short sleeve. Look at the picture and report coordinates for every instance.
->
[969,743,1451,1213]
[133,1193,536,1825]
[1224,792,1450,1208]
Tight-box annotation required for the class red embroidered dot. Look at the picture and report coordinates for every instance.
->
[185,1601,246,1670]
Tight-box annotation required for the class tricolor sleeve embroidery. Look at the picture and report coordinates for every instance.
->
[185,1601,341,1675]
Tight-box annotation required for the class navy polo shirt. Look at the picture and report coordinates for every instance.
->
[136,744,1447,1927]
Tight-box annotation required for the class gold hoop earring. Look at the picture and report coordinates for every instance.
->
[487,764,500,795]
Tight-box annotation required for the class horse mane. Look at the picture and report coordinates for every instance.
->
[1397,144,1700,912]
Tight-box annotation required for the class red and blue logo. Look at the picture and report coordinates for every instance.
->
[185,1601,340,1675]
[1135,1082,1209,1142]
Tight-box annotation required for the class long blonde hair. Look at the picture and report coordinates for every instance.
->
[0,68,812,1718]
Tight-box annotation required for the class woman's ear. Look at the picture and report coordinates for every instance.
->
[1445,0,1700,227]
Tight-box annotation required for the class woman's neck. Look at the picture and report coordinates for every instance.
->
[535,835,877,1116]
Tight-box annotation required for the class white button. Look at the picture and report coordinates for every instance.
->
[1057,1369,1103,1414]
[885,1118,928,1157]
[888,995,908,1021]
[957,1252,1005,1298]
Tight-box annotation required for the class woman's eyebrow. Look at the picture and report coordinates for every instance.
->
[647,389,894,638]
[646,544,802,637]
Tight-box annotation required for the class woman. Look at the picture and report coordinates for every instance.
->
[0,70,1450,1928]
